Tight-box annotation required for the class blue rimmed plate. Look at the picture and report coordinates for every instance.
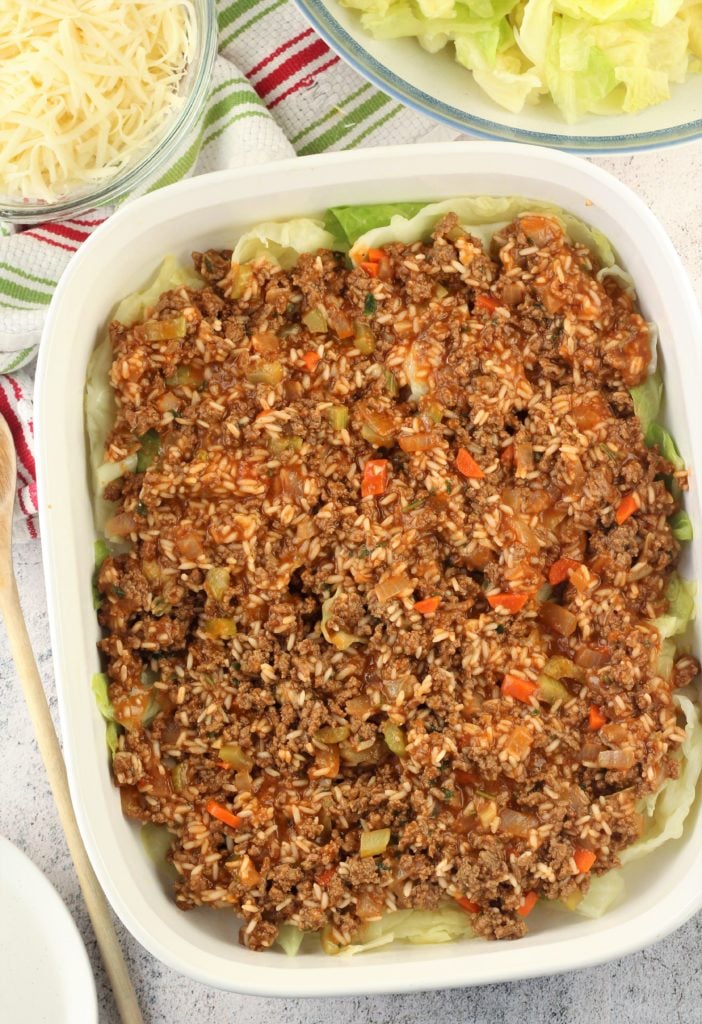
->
[293,0,702,154]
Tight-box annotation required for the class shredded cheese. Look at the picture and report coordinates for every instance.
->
[0,1,196,202]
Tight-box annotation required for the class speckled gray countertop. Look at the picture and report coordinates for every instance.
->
[2,145,702,1024]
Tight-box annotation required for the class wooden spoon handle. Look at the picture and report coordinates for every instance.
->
[0,572,143,1024]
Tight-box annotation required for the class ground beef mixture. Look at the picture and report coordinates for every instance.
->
[95,212,697,951]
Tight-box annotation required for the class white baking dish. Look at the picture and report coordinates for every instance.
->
[35,142,702,996]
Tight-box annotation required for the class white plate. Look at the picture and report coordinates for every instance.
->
[35,142,702,996]
[0,837,97,1023]
[294,0,702,153]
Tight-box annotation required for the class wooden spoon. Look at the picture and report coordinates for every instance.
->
[0,412,143,1024]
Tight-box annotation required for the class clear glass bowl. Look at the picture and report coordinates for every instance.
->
[0,0,218,225]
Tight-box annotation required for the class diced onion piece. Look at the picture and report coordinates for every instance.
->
[331,630,364,651]
[504,726,533,759]
[246,361,284,386]
[97,453,138,491]
[514,442,534,477]
[399,432,436,453]
[574,645,611,670]
[382,722,407,756]
[346,696,373,718]
[105,512,136,538]
[597,749,635,770]
[360,410,395,447]
[239,855,261,888]
[175,529,203,560]
[404,345,431,400]
[475,798,498,828]
[280,466,305,501]
[499,808,537,836]
[539,602,578,637]
[374,574,412,604]
[339,738,384,765]
[360,828,391,858]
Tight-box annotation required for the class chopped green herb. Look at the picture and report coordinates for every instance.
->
[357,547,371,558]
[113,586,126,598]
[495,624,505,635]
[136,501,148,517]
[445,481,453,493]
[364,293,377,316]
[442,788,454,801]
[475,789,493,800]
[404,498,425,512]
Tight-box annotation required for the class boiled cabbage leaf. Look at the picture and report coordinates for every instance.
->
[621,694,702,862]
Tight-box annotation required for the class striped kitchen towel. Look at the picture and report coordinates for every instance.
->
[0,0,454,541]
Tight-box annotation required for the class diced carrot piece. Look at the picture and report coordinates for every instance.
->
[206,798,241,829]
[574,849,597,874]
[501,674,538,703]
[367,248,385,261]
[302,351,320,372]
[361,459,389,497]
[487,592,530,613]
[517,891,538,917]
[548,558,581,585]
[456,447,485,479]
[414,596,441,615]
[361,262,380,277]
[615,493,639,525]
[456,897,480,913]
[475,294,499,313]
[315,866,337,887]
[588,705,606,731]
